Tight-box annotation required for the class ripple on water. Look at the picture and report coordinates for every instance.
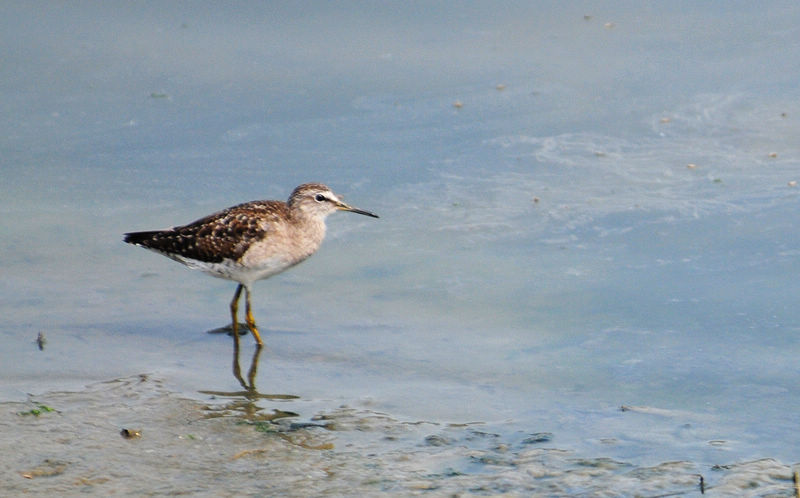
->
[1,375,798,496]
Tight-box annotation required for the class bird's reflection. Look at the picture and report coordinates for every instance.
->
[199,328,299,422]
[232,329,260,391]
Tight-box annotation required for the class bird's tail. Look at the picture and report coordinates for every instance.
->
[123,230,163,246]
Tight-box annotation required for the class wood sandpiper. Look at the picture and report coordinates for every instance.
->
[124,183,378,347]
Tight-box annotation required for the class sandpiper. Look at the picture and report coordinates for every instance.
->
[124,183,378,347]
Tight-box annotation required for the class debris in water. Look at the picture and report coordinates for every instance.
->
[121,428,142,439]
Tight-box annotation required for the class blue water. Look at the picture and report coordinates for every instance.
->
[2,1,799,470]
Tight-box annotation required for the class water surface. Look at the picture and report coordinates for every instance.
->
[2,1,799,494]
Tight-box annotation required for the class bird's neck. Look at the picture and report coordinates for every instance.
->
[287,214,327,261]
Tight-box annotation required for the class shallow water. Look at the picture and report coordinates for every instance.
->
[3,374,798,496]
[2,1,800,494]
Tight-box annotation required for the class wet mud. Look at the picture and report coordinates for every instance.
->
[2,374,798,496]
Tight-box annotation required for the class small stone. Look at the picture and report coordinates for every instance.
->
[120,428,142,439]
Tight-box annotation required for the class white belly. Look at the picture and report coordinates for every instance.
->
[175,254,294,287]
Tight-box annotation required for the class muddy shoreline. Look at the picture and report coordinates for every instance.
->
[2,374,797,496]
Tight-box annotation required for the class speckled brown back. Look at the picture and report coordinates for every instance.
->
[124,200,288,263]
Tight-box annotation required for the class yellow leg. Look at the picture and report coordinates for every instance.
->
[230,284,244,342]
[244,286,264,347]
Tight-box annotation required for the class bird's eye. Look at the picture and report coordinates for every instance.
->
[314,194,326,202]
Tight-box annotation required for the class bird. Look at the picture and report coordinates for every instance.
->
[124,183,378,347]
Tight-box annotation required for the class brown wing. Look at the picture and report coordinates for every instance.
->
[124,200,287,263]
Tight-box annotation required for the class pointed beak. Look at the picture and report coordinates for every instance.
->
[336,201,379,218]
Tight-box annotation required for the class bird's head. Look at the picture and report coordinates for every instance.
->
[288,183,379,220]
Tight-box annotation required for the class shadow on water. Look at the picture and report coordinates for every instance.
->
[199,328,299,423]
